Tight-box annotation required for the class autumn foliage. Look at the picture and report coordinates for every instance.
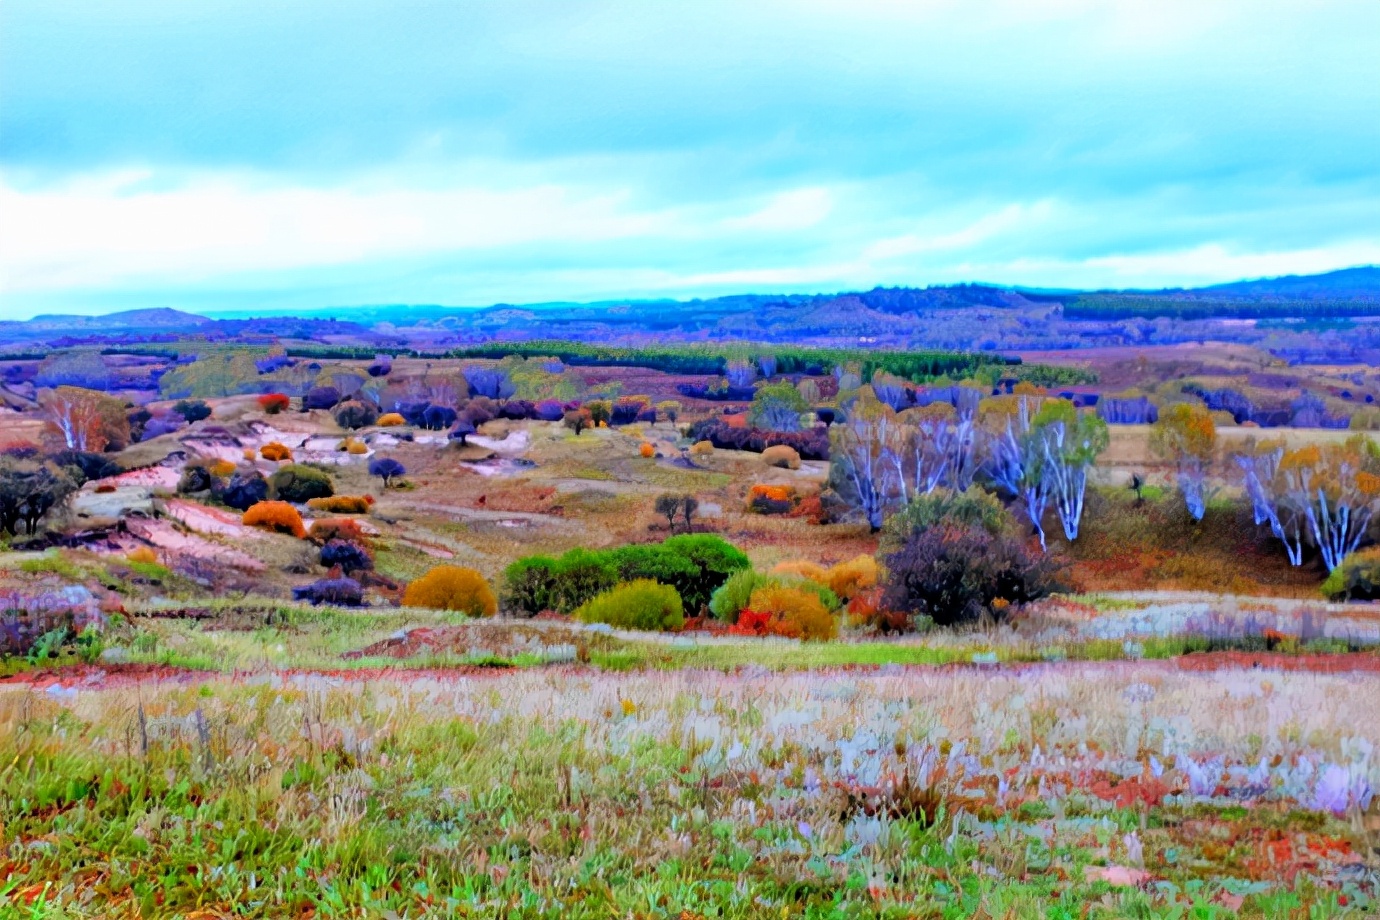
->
[307,495,374,514]
[242,501,307,538]
[403,565,498,615]
[260,442,293,462]
[735,584,838,641]
[377,413,406,427]
[257,393,291,414]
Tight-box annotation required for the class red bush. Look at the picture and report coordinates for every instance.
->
[258,393,291,414]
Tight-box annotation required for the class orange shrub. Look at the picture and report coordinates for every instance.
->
[242,501,306,538]
[745,584,837,641]
[402,565,498,615]
[127,546,159,565]
[306,495,373,514]
[772,559,829,584]
[689,440,714,456]
[792,494,826,524]
[261,442,293,462]
[309,517,371,546]
[826,555,878,600]
[257,393,290,414]
[639,442,656,458]
[210,459,237,478]
[747,484,798,514]
[377,413,405,427]
[347,440,369,455]
[243,448,256,462]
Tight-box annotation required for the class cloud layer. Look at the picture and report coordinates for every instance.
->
[2,0,1378,316]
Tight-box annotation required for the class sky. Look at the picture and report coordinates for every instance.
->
[2,0,1379,319]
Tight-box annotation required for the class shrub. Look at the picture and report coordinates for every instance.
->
[502,555,560,616]
[261,442,293,462]
[218,470,268,511]
[639,442,655,458]
[761,444,801,470]
[258,393,290,414]
[422,405,458,431]
[403,565,498,615]
[708,569,773,623]
[881,523,1062,628]
[270,464,334,503]
[879,488,1011,553]
[576,580,684,632]
[744,585,837,641]
[689,440,714,456]
[304,386,341,411]
[1321,547,1380,601]
[661,534,752,611]
[127,546,158,565]
[174,399,213,423]
[747,483,798,515]
[551,548,620,613]
[320,539,373,574]
[827,555,878,600]
[209,459,237,478]
[377,412,406,427]
[243,501,307,538]
[292,577,363,606]
[772,559,829,583]
[335,401,378,430]
[784,577,842,612]
[309,517,371,546]
[177,462,215,494]
[307,495,373,514]
[347,439,369,455]
[606,544,700,599]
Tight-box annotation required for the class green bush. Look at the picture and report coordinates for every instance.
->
[708,569,773,623]
[1321,547,1380,601]
[502,555,560,616]
[269,464,335,503]
[551,548,619,613]
[660,534,751,611]
[575,580,684,632]
[606,544,700,600]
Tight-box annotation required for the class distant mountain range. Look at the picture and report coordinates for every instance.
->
[3,265,1378,351]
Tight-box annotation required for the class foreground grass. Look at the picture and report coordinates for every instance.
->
[2,666,1375,918]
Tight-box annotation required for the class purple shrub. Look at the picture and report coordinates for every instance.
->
[292,577,364,606]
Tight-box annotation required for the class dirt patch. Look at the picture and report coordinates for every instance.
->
[342,623,582,661]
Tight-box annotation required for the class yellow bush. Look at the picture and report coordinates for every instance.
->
[639,442,655,458]
[261,442,293,462]
[243,448,256,462]
[746,584,838,641]
[403,565,498,616]
[306,495,374,514]
[761,444,801,470]
[772,559,829,584]
[242,501,306,538]
[689,440,714,456]
[377,413,406,427]
[347,440,369,455]
[209,459,237,478]
[826,555,878,600]
[127,546,158,565]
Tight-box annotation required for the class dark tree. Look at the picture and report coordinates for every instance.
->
[173,399,212,423]
[449,419,477,446]
[369,457,406,488]
[654,494,682,530]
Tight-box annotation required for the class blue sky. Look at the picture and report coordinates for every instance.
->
[2,1,1379,318]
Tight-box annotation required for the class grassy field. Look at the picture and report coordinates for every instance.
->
[2,604,1379,918]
